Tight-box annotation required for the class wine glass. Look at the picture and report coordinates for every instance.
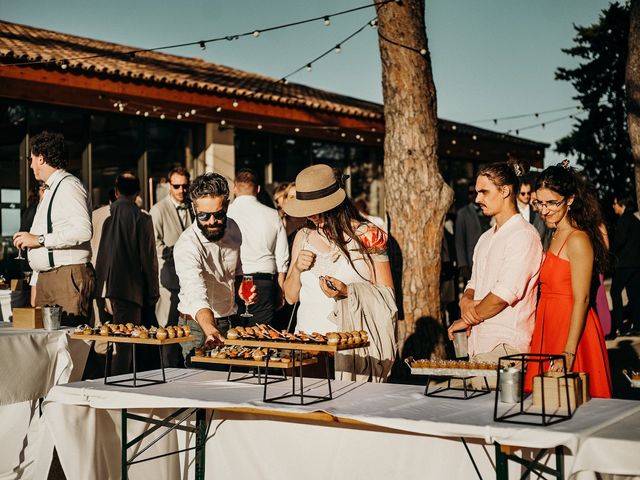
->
[15,248,25,260]
[239,275,254,318]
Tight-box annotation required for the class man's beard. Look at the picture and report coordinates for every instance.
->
[197,218,227,241]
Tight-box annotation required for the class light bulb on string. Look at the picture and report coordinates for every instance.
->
[232,100,239,108]
[306,64,312,72]
[191,109,197,115]
[143,112,149,117]
[199,41,206,51]
[369,19,378,28]
[294,127,300,133]
[60,60,69,70]
[113,102,119,108]
[324,16,331,26]
[253,30,260,37]
[341,133,346,138]
[216,107,222,113]
[177,114,183,120]
[541,123,545,129]
[135,110,141,116]
[160,113,166,120]
[220,119,226,126]
[334,44,341,53]
[257,124,263,130]
[420,49,427,56]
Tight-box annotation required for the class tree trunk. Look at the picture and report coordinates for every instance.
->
[376,0,453,360]
[627,0,640,210]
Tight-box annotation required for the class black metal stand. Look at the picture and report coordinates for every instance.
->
[226,363,288,385]
[104,342,167,387]
[493,353,575,426]
[495,442,564,480]
[121,407,208,480]
[262,350,333,405]
[424,375,491,399]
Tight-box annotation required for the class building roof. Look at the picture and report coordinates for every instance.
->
[0,20,383,121]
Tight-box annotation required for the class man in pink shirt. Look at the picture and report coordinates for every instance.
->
[448,162,543,363]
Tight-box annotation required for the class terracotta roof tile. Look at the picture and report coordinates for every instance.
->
[0,20,384,120]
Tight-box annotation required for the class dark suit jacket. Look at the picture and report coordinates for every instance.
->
[521,206,548,247]
[455,203,488,269]
[95,199,159,307]
[613,210,640,269]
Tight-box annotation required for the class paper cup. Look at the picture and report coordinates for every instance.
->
[453,331,468,358]
[42,306,61,331]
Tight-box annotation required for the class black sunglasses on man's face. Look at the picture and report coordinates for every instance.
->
[194,209,226,222]
[171,183,189,190]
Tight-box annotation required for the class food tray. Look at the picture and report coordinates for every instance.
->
[623,370,640,389]
[70,333,196,345]
[225,339,369,352]
[405,358,497,377]
[190,356,318,369]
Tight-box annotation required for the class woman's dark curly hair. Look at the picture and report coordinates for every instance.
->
[30,131,68,169]
[535,164,608,274]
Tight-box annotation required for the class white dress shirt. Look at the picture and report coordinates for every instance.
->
[466,213,543,356]
[169,196,190,230]
[28,169,92,273]
[518,202,532,223]
[227,195,289,274]
[174,219,243,319]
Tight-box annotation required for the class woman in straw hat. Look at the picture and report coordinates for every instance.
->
[283,164,394,334]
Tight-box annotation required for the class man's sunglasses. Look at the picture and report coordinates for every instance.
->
[171,183,189,190]
[194,209,226,222]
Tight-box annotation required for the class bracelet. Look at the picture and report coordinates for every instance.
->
[562,351,575,358]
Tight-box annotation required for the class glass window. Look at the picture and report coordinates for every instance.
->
[271,135,311,183]
[91,113,143,208]
[28,104,85,180]
[311,141,347,171]
[146,120,192,207]
[234,129,269,185]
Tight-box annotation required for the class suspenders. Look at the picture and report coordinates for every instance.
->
[46,175,72,268]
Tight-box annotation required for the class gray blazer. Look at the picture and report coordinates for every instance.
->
[149,196,192,291]
[455,203,486,269]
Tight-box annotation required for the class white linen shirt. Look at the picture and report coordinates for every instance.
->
[226,195,289,274]
[466,213,543,356]
[28,169,92,272]
[174,219,243,319]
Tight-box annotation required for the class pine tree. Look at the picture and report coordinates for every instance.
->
[556,2,634,209]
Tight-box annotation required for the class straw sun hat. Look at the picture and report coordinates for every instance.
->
[282,164,346,218]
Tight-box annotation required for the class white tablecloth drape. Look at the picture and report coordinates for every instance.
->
[0,326,90,480]
[43,369,640,480]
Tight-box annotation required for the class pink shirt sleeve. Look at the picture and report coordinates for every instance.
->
[491,231,542,305]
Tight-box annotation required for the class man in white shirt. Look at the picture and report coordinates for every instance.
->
[227,169,289,326]
[13,131,94,326]
[174,172,255,356]
[448,162,543,363]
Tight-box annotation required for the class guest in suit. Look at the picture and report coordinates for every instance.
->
[517,177,547,242]
[95,173,159,375]
[150,167,192,367]
[455,184,491,283]
[610,194,640,337]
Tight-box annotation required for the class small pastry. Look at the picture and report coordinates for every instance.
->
[125,322,134,330]
[138,330,149,339]
[167,328,176,339]
[131,329,140,337]
[227,328,239,340]
[182,325,191,336]
[156,328,168,340]
[327,333,340,345]
[99,325,109,336]
[175,326,184,338]
[83,327,93,335]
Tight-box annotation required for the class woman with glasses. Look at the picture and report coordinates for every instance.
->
[525,162,612,398]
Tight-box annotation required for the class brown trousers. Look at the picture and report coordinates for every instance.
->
[35,263,95,326]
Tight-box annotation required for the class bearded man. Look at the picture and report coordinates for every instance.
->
[174,173,255,358]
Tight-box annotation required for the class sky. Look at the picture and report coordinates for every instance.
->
[1,0,615,166]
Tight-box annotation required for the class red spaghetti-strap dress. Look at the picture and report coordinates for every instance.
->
[525,235,612,398]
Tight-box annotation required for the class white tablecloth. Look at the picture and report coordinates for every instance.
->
[43,369,640,480]
[0,325,90,480]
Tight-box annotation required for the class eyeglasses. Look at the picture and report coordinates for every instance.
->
[531,198,566,211]
[194,209,226,222]
[519,192,531,197]
[171,184,189,190]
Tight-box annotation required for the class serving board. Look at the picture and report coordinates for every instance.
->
[224,338,369,353]
[69,333,196,345]
[190,355,318,369]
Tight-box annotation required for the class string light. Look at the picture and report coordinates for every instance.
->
[220,119,226,125]
[257,124,263,129]
[334,44,342,53]
[143,112,149,117]
[306,64,312,71]
[232,100,239,107]
[177,114,183,119]
[135,110,141,115]
[160,113,166,120]
[184,112,190,117]
[324,16,331,26]
[3,1,396,69]
[60,60,69,70]
[369,19,378,28]
[199,41,206,51]
[191,109,197,114]
[294,127,300,132]
[216,107,222,112]
[419,49,427,56]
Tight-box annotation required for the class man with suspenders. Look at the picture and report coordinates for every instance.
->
[13,131,94,326]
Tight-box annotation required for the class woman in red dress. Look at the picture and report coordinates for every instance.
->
[526,162,612,398]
